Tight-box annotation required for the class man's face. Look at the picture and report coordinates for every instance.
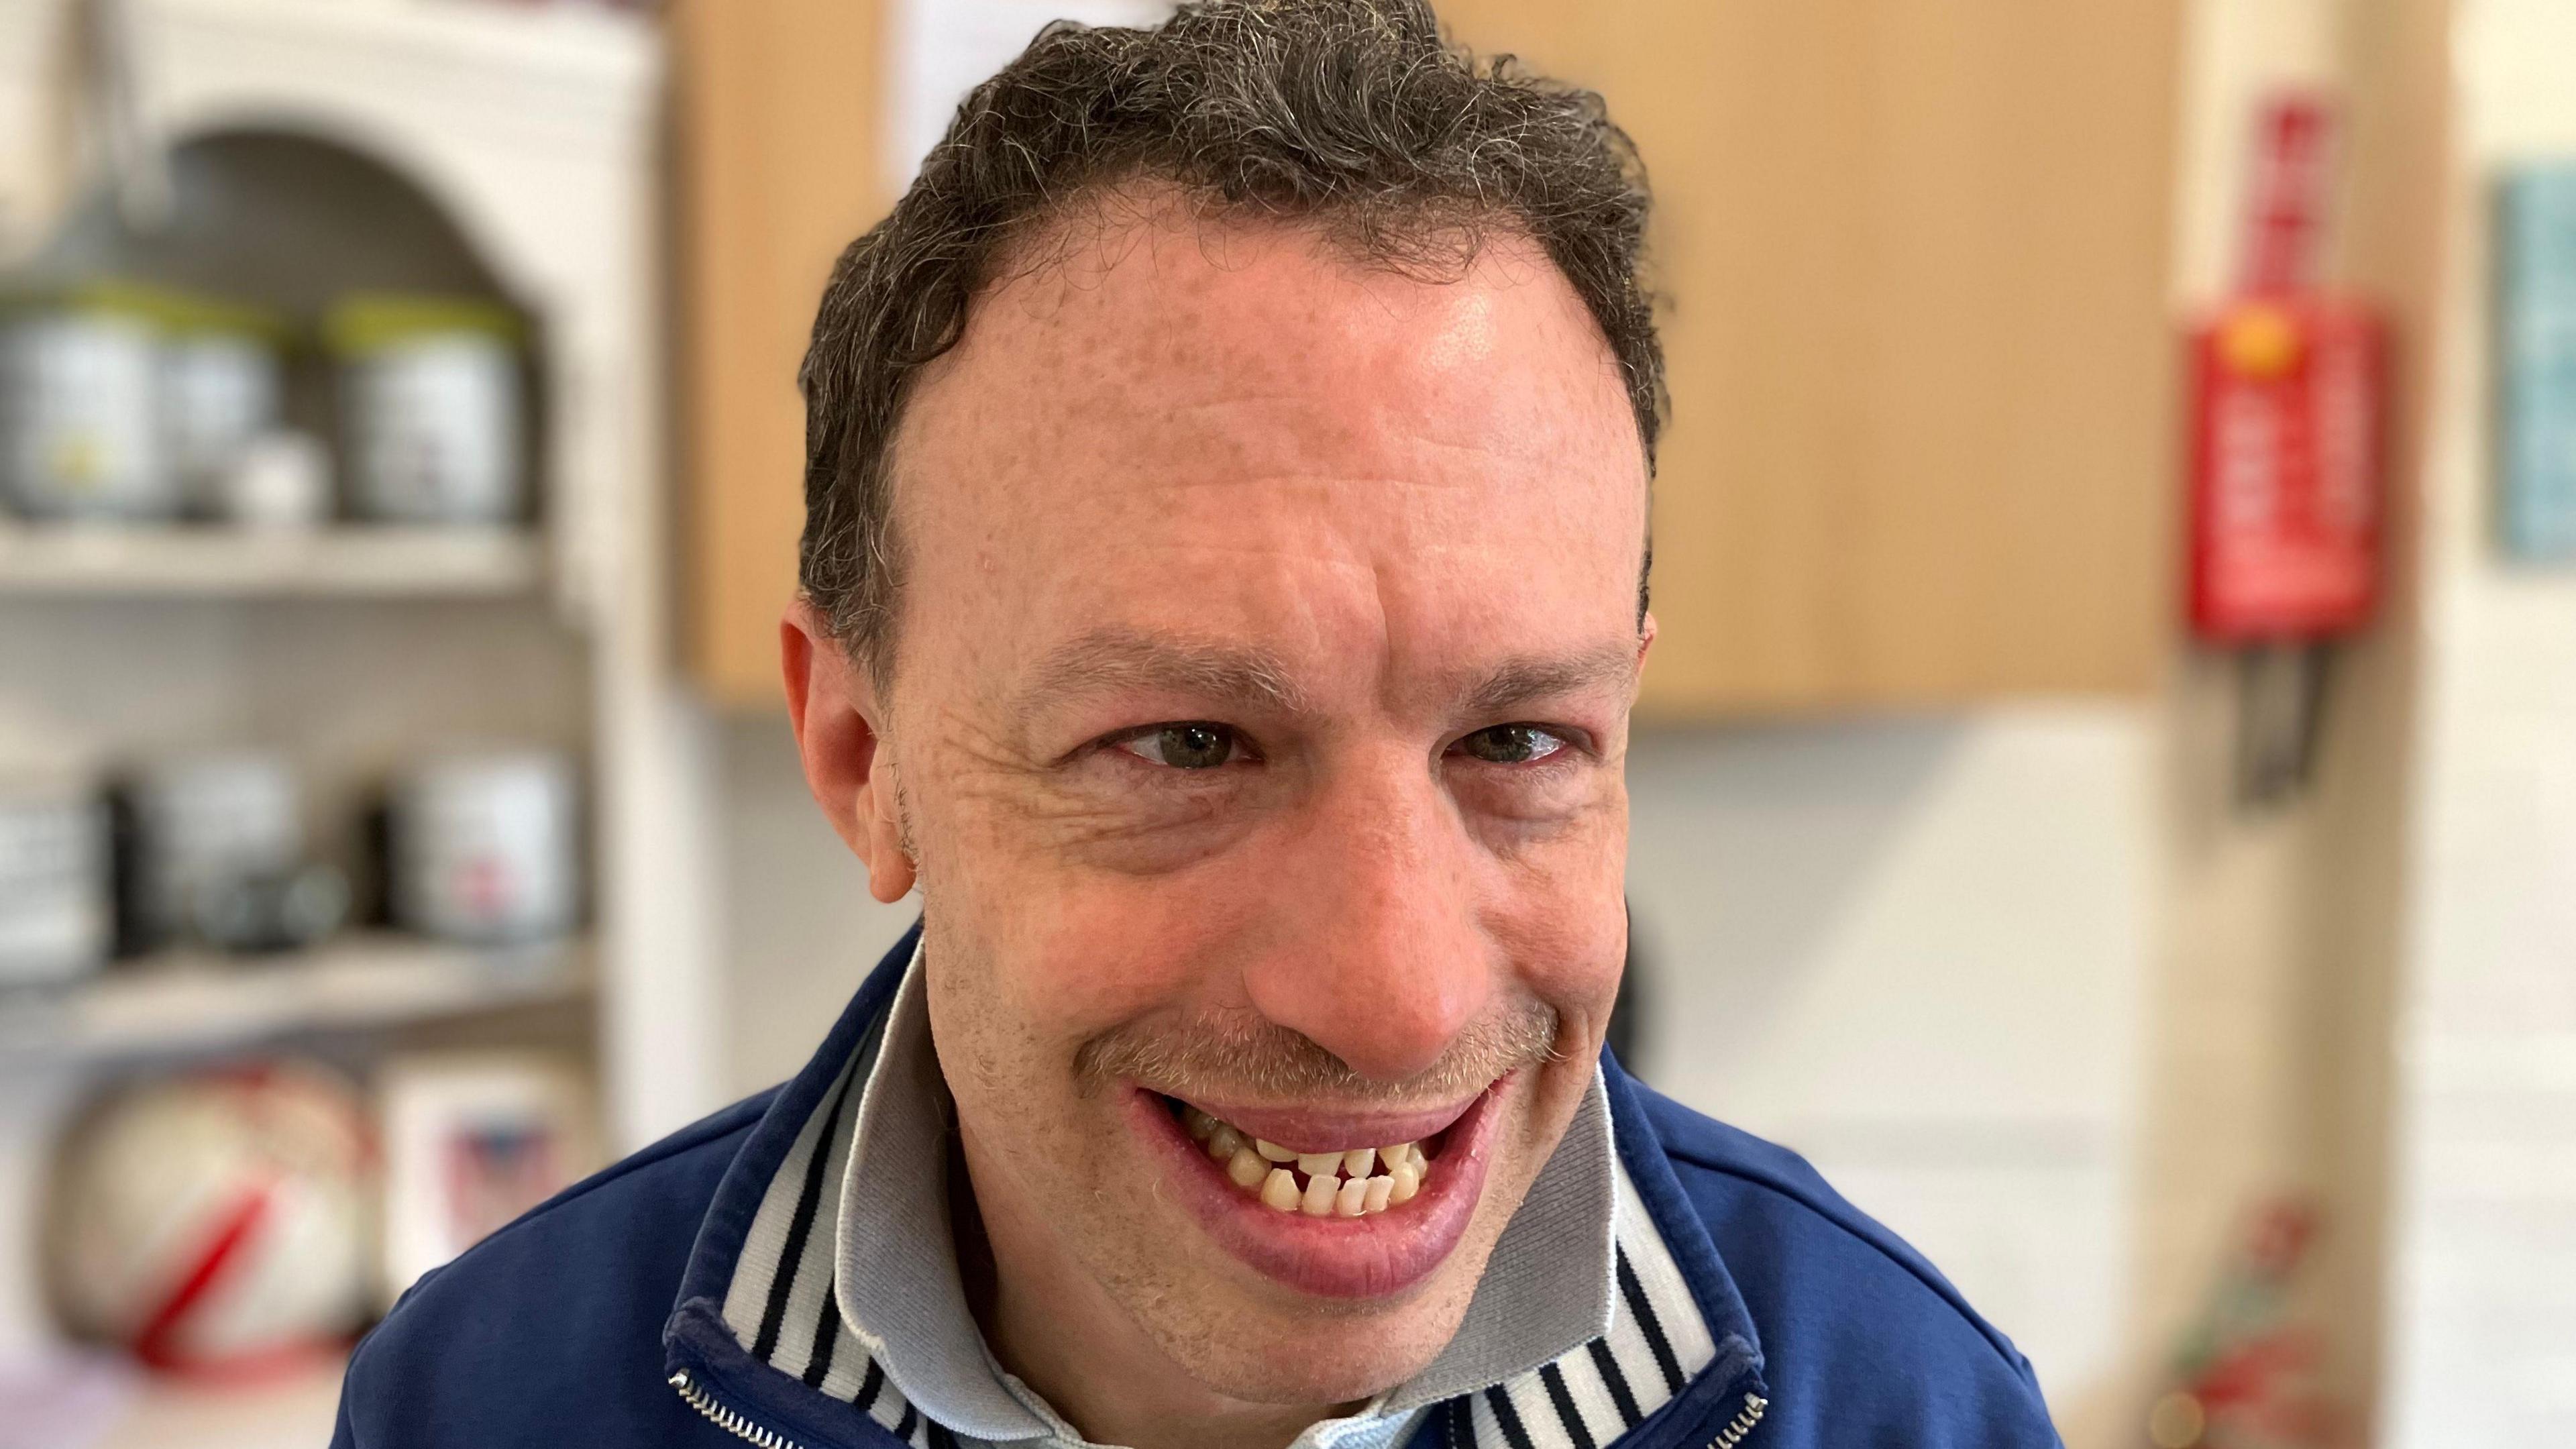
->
[859,207,1646,1405]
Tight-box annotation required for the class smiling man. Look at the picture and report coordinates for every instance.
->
[333,5,2060,1448]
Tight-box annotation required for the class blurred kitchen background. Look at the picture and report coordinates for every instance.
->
[0,0,2569,1445]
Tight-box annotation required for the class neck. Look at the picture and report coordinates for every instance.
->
[949,1137,1359,1449]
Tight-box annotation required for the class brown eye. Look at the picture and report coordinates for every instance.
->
[1120,723,1239,769]
[1456,724,1566,764]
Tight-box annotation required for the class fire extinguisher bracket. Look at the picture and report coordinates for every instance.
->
[2184,93,2392,810]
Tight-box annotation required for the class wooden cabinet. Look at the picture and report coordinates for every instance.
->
[674,0,2182,714]
[672,0,890,708]
[1437,0,2184,714]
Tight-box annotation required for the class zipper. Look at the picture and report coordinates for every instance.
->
[677,1364,1758,1449]
[672,1368,814,1449]
[1707,1392,1767,1448]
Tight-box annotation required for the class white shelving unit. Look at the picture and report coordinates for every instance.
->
[0,523,545,598]
[0,932,590,1061]
[0,0,717,1141]
[0,3,724,1443]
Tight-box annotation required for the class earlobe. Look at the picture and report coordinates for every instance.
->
[858,784,917,904]
[780,602,918,902]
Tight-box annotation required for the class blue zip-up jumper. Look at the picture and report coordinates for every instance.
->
[331,926,2063,1448]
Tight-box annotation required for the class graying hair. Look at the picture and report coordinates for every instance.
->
[798,0,1662,680]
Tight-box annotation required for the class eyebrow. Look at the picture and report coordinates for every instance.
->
[1454,643,1641,719]
[1015,629,1311,719]
[1014,628,1637,725]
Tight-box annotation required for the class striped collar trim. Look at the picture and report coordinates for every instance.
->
[1437,1155,1719,1449]
[714,977,1715,1449]
[716,1036,918,1434]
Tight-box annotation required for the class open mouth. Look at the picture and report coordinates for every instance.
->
[1163,1097,1439,1218]
[1126,1076,1507,1297]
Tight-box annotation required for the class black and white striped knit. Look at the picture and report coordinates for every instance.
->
[1432,1183,1715,1449]
[718,947,1715,1449]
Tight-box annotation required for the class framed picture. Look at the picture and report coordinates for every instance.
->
[378,1053,599,1303]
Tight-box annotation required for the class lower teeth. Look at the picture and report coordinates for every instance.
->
[1181,1104,1430,1216]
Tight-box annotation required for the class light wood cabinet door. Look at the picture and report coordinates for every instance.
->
[672,0,889,708]
[675,0,2182,714]
[1438,0,2184,714]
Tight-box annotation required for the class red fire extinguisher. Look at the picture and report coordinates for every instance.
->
[2184,94,2387,804]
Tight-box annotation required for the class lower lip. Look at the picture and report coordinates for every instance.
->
[1125,1080,1505,1300]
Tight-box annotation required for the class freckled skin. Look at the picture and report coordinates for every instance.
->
[782,199,1652,1449]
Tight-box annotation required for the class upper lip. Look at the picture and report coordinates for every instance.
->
[1157,1085,1492,1154]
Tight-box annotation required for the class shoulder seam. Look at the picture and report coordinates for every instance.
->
[1662,1140,2040,1389]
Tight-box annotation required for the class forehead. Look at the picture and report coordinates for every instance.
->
[888,207,1646,703]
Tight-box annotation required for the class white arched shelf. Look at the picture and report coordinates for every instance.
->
[125,0,659,629]
[3,0,721,1149]
[34,126,554,548]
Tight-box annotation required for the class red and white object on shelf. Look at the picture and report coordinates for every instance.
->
[49,1061,373,1375]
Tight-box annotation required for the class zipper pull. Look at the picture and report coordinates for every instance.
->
[1708,1392,1767,1447]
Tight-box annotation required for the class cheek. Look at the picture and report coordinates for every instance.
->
[1509,911,1626,1044]
[971,881,1264,1055]
[1482,827,1629,1040]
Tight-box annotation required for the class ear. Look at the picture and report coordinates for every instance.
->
[782,600,918,904]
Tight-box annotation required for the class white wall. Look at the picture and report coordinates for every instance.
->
[1624,713,2152,1407]
[715,715,918,1099]
[2381,2,2576,1440]
[715,706,2158,1409]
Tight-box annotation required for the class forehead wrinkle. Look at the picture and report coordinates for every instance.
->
[1014,627,1311,724]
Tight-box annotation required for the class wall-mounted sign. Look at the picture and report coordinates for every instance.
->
[2500,164,2576,563]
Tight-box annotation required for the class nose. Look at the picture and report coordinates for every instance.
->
[1238,753,1492,1084]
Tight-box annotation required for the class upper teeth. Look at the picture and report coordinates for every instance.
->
[1183,1106,1428,1217]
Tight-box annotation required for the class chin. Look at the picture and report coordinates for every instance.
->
[1137,1252,1487,1407]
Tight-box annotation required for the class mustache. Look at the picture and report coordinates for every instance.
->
[1073,998,1564,1106]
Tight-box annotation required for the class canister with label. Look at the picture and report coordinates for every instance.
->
[326,295,525,525]
[160,294,286,518]
[0,283,172,520]
[119,753,303,954]
[0,780,110,988]
[390,751,578,946]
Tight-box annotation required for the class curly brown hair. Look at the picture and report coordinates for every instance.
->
[798,0,1661,680]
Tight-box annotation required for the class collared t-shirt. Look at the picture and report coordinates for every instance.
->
[715,941,1719,1449]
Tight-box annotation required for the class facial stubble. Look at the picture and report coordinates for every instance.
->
[930,924,1579,1413]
